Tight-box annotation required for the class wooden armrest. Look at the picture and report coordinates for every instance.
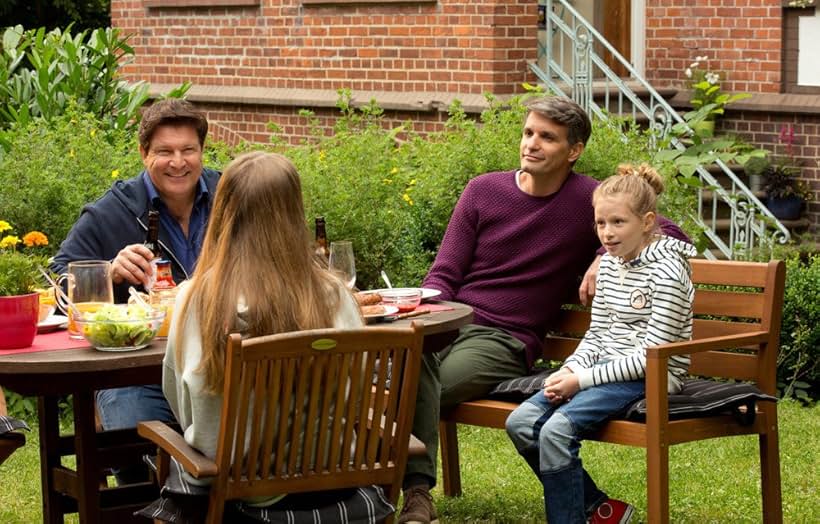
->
[408,433,426,457]
[646,331,770,359]
[137,420,218,478]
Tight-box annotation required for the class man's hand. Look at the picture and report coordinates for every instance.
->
[543,370,580,405]
[111,244,155,287]
[579,254,602,306]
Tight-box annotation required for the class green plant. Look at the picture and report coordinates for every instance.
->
[0,220,49,296]
[0,24,150,145]
[778,254,820,401]
[0,104,143,248]
[685,56,750,122]
[757,124,813,201]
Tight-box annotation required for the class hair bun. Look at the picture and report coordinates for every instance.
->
[616,162,664,196]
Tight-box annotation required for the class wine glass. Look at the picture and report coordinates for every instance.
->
[329,240,356,289]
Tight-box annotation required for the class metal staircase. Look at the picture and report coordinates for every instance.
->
[533,0,790,259]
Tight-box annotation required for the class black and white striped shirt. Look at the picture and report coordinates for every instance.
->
[563,236,696,393]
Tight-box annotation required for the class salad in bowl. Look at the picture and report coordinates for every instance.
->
[74,303,166,351]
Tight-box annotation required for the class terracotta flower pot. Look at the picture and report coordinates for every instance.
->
[0,292,39,350]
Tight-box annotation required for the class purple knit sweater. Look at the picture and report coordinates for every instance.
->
[423,170,688,368]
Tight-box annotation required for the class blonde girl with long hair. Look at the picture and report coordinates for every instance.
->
[506,163,696,524]
[162,151,362,468]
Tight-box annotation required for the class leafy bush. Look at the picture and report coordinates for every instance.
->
[778,254,820,401]
[0,25,152,145]
[0,104,142,250]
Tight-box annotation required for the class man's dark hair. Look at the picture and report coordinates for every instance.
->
[524,96,592,147]
[138,99,209,151]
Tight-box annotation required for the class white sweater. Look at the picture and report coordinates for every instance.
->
[563,236,696,394]
[162,280,363,468]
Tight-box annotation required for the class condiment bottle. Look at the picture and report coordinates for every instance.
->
[150,259,177,339]
[314,216,330,264]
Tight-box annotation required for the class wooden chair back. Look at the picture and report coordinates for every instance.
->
[543,259,784,394]
[207,323,425,520]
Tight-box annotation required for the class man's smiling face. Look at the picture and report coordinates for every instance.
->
[140,125,204,203]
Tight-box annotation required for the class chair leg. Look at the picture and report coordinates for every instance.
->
[439,420,462,497]
[0,433,26,465]
[206,490,226,524]
[646,442,669,524]
[759,410,783,524]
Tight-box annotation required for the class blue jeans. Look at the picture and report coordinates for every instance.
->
[96,384,175,484]
[506,380,646,523]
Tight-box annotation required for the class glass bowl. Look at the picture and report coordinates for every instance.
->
[380,288,423,312]
[74,304,166,352]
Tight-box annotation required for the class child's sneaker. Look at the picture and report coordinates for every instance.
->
[588,498,634,524]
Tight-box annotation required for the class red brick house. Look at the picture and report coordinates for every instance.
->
[110,0,818,235]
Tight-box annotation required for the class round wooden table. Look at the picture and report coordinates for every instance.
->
[0,301,472,524]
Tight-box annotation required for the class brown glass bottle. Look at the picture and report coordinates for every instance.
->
[144,210,162,259]
[314,217,330,263]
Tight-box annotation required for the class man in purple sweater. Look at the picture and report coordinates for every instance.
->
[397,96,689,524]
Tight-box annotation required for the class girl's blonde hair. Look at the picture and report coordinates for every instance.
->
[592,162,664,216]
[174,151,343,393]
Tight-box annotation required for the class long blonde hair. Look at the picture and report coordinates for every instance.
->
[175,151,342,393]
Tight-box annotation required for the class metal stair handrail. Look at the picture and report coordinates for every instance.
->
[533,0,791,259]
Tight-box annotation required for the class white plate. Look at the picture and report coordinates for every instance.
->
[367,288,442,301]
[37,314,68,333]
[361,305,399,321]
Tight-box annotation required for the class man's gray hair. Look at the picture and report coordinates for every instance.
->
[524,96,592,147]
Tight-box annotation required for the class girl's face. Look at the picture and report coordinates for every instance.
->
[594,194,655,261]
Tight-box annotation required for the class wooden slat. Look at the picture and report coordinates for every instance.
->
[542,336,580,360]
[552,309,591,335]
[273,359,296,477]
[287,359,312,474]
[693,318,760,339]
[694,290,765,318]
[690,351,759,381]
[233,361,255,483]
[246,363,267,482]
[316,354,340,472]
[329,353,353,472]
[301,354,326,477]
[259,360,281,478]
[691,259,770,287]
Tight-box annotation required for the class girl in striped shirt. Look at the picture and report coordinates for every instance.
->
[506,164,696,524]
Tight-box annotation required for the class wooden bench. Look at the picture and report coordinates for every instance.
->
[439,259,785,524]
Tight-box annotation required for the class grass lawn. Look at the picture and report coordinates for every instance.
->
[1,399,816,523]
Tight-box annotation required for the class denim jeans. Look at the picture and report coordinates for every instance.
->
[506,380,646,523]
[96,384,175,484]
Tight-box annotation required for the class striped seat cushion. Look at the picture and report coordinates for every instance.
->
[135,455,395,524]
[0,415,29,435]
[489,375,776,422]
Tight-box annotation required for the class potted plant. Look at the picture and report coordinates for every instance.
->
[760,125,813,220]
[685,56,750,137]
[0,220,49,349]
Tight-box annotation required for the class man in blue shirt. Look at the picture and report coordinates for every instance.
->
[51,99,220,481]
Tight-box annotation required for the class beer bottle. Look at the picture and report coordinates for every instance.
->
[314,217,330,263]
[145,210,162,259]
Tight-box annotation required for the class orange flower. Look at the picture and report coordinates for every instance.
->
[22,231,49,247]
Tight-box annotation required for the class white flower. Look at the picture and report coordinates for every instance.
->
[696,55,709,62]
[689,62,700,69]
[706,72,720,84]
[685,68,693,78]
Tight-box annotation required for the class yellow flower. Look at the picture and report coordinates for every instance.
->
[382,178,393,184]
[69,149,75,158]
[402,193,414,206]
[111,169,120,179]
[0,220,11,233]
[22,231,48,247]
[90,129,96,137]
[0,235,21,249]
[390,167,399,175]
[319,150,326,161]
[409,179,417,185]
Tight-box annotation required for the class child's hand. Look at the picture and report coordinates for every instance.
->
[544,372,580,405]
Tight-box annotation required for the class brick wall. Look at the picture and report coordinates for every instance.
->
[644,0,783,94]
[111,0,537,94]
[722,110,820,234]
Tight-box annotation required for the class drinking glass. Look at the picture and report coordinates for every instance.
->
[56,260,115,339]
[328,241,356,289]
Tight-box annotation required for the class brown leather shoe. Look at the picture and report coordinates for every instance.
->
[397,486,440,524]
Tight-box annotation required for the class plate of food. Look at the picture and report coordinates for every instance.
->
[37,314,68,333]
[360,304,399,322]
[363,288,442,301]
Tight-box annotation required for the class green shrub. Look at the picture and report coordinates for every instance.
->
[778,254,820,401]
[0,105,142,250]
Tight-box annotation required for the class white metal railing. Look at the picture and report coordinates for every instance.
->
[533,0,790,259]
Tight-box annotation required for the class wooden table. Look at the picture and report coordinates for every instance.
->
[0,301,472,523]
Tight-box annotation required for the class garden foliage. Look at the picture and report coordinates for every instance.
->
[778,254,820,400]
[0,24,150,151]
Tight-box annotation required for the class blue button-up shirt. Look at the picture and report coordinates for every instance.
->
[142,172,210,278]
